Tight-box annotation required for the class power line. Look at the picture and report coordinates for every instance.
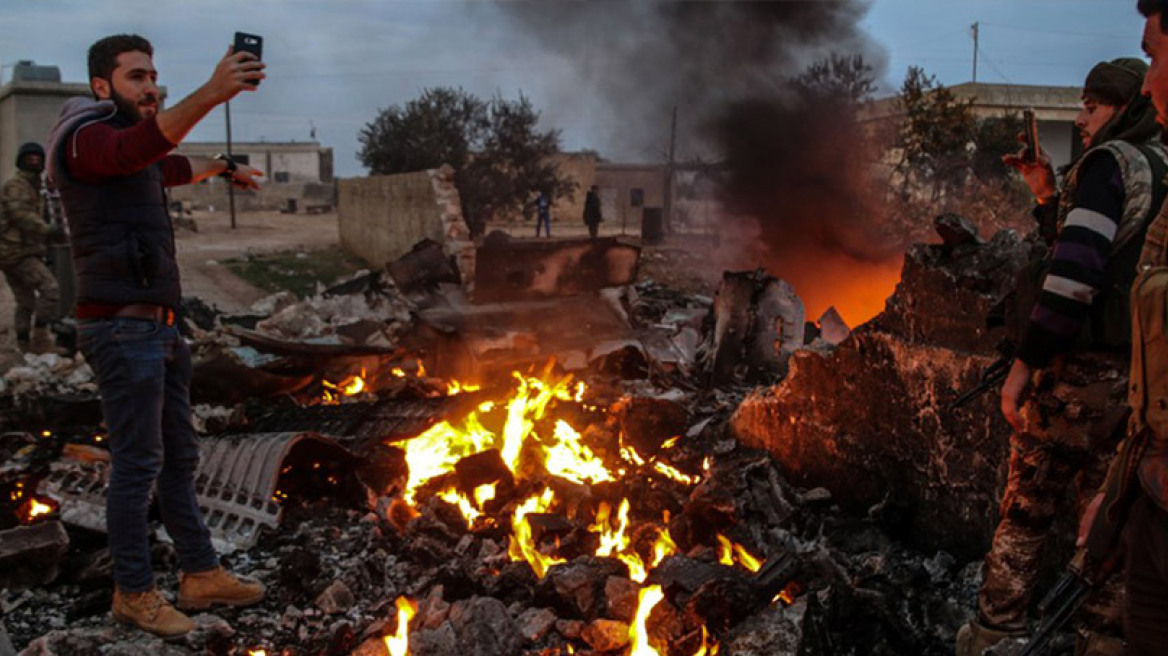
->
[978,22,1137,41]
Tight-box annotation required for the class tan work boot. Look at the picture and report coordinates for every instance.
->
[956,619,1027,656]
[112,587,196,639]
[177,566,265,611]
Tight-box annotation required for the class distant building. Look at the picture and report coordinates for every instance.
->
[170,141,335,213]
[862,81,1083,171]
[0,61,112,182]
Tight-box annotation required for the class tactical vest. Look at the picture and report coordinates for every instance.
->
[52,118,181,308]
[1054,140,1168,349]
[1130,196,1168,439]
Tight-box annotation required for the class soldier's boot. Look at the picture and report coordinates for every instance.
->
[956,618,1027,656]
[177,566,265,611]
[1076,631,1126,656]
[111,587,196,639]
[28,325,65,355]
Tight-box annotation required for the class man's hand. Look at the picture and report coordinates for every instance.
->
[1000,358,1033,432]
[157,48,265,146]
[1001,132,1057,202]
[203,48,266,105]
[1077,490,1105,548]
[226,162,264,191]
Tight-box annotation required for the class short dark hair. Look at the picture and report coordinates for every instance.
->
[87,34,153,82]
[1139,0,1168,32]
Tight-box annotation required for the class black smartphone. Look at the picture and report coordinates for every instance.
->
[233,32,263,86]
[1023,108,1039,164]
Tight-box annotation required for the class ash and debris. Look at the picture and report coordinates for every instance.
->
[0,227,1063,655]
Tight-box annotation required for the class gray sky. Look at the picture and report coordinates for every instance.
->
[0,0,1149,178]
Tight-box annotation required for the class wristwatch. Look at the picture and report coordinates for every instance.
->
[213,153,237,179]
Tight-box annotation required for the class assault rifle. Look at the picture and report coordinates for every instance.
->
[1019,551,1096,656]
[948,342,1014,409]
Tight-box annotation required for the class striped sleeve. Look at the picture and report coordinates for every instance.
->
[1016,152,1124,368]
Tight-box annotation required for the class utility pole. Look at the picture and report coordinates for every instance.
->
[225,101,237,230]
[971,22,980,83]
[663,105,677,236]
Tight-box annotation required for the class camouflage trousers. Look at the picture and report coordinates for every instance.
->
[978,353,1129,640]
[1,256,59,337]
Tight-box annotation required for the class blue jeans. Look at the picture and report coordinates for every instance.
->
[536,211,551,237]
[79,317,217,592]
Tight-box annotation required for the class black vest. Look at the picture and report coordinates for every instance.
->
[55,117,180,308]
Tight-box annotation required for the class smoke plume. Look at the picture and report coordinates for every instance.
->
[490,1,899,321]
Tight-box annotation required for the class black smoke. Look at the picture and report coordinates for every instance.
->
[490,0,900,285]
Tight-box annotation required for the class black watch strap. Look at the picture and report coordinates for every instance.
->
[213,153,237,178]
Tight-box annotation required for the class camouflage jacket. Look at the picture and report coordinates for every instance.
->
[0,169,49,267]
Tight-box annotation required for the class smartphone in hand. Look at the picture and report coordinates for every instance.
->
[233,32,263,86]
[1023,108,1040,164]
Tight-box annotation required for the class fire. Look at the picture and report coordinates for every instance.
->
[383,596,417,656]
[508,488,565,577]
[779,253,902,328]
[652,461,699,485]
[629,585,665,656]
[545,420,614,485]
[589,500,678,583]
[396,370,587,503]
[716,535,762,573]
[321,372,366,404]
[437,483,497,528]
[248,650,267,656]
[693,626,719,656]
[446,380,482,395]
[772,580,804,606]
[17,496,57,524]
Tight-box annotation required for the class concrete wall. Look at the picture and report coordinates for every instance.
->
[337,166,474,283]
[545,151,596,224]
[594,164,666,235]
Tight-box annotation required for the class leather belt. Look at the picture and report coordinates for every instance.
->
[76,303,176,326]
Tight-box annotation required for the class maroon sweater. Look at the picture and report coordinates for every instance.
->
[67,115,192,186]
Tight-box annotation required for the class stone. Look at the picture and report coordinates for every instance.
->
[0,521,68,591]
[315,580,356,615]
[516,607,558,643]
[443,596,522,656]
[604,576,642,623]
[581,618,631,652]
[535,557,629,620]
[555,619,585,640]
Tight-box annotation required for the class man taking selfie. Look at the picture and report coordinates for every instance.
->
[46,33,266,638]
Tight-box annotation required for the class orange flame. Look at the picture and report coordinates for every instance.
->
[321,372,366,404]
[629,585,665,655]
[18,496,56,524]
[397,371,586,503]
[384,596,417,656]
[248,650,267,656]
[446,380,482,395]
[716,535,762,573]
[508,488,565,577]
[692,626,719,656]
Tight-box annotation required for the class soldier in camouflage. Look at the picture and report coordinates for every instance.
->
[0,142,61,353]
[957,59,1167,656]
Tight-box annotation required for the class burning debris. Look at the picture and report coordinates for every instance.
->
[0,220,1049,655]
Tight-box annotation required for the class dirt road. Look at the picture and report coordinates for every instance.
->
[0,210,340,353]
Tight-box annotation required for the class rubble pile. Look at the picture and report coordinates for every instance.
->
[732,227,1033,559]
[0,225,1047,654]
